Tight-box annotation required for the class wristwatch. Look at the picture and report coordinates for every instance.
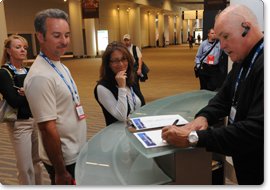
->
[187,131,199,147]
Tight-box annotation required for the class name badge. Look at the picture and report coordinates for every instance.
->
[207,55,215,65]
[76,105,86,120]
[229,106,236,124]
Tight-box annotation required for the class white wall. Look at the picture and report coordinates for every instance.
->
[230,0,264,31]
[0,2,7,60]
[4,0,72,53]
[3,0,184,55]
[227,0,264,72]
[140,10,149,47]
[99,3,120,43]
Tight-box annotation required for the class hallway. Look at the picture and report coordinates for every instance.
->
[75,44,201,141]
[0,44,235,185]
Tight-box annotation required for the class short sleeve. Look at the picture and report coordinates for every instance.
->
[24,75,57,123]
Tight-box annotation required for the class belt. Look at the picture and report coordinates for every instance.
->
[202,63,219,67]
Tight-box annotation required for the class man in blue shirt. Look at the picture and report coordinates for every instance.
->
[195,28,222,91]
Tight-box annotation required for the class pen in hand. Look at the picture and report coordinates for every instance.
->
[162,119,180,143]
[13,86,21,90]
[173,119,179,126]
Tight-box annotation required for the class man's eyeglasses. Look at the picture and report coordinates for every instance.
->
[110,58,128,64]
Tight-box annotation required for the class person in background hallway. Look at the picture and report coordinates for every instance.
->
[195,28,222,91]
[162,5,264,185]
[197,34,201,45]
[0,34,44,185]
[187,34,194,49]
[24,9,87,185]
[94,41,145,126]
[123,34,143,87]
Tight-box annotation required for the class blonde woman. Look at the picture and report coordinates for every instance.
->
[0,34,43,185]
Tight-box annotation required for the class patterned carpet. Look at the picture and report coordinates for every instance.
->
[0,44,237,185]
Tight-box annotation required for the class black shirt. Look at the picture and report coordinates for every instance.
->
[0,65,32,119]
[195,38,264,185]
[94,79,145,126]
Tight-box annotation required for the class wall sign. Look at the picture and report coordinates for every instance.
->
[184,10,196,20]
[81,0,99,19]
[97,30,108,54]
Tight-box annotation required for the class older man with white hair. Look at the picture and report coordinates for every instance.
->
[162,5,264,185]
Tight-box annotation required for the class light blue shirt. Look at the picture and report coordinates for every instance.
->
[195,39,222,67]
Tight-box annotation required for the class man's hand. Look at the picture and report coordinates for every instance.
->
[162,125,191,147]
[183,116,208,131]
[137,68,142,76]
[55,170,72,185]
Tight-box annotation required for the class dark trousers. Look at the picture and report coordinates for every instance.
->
[133,65,141,89]
[189,42,193,49]
[199,64,220,91]
[43,162,76,185]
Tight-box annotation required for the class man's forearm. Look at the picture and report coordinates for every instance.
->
[38,120,66,173]
[138,58,143,70]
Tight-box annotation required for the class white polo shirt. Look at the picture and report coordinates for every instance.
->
[24,55,87,166]
[128,44,142,62]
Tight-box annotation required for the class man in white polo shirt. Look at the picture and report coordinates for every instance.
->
[123,34,143,86]
[24,9,87,185]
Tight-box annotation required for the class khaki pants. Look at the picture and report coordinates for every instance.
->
[6,118,44,185]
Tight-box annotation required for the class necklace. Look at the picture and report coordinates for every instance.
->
[15,66,23,72]
[8,62,25,74]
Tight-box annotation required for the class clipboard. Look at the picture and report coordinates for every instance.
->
[124,114,189,133]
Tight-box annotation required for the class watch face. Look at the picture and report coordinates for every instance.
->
[189,135,197,143]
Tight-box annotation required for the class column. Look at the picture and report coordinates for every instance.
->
[176,14,182,45]
[84,19,96,58]
[188,19,193,35]
[99,3,120,43]
[158,12,164,47]
[148,11,156,47]
[0,2,7,59]
[128,4,141,49]
[169,16,174,45]
[182,19,188,43]
[199,19,203,28]
[68,0,84,58]
[119,5,129,41]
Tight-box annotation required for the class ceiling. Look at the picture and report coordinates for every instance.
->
[171,0,204,10]
[172,0,230,10]
[32,0,230,16]
[33,0,229,10]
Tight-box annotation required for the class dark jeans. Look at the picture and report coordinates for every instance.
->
[189,42,193,48]
[199,64,220,91]
[43,162,76,185]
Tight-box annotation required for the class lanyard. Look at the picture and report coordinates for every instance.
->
[8,62,27,74]
[232,42,264,105]
[39,51,79,105]
[126,86,137,112]
[116,85,137,112]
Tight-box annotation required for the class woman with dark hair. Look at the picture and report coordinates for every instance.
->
[94,41,145,126]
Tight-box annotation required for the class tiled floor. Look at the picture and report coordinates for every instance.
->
[0,44,237,185]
